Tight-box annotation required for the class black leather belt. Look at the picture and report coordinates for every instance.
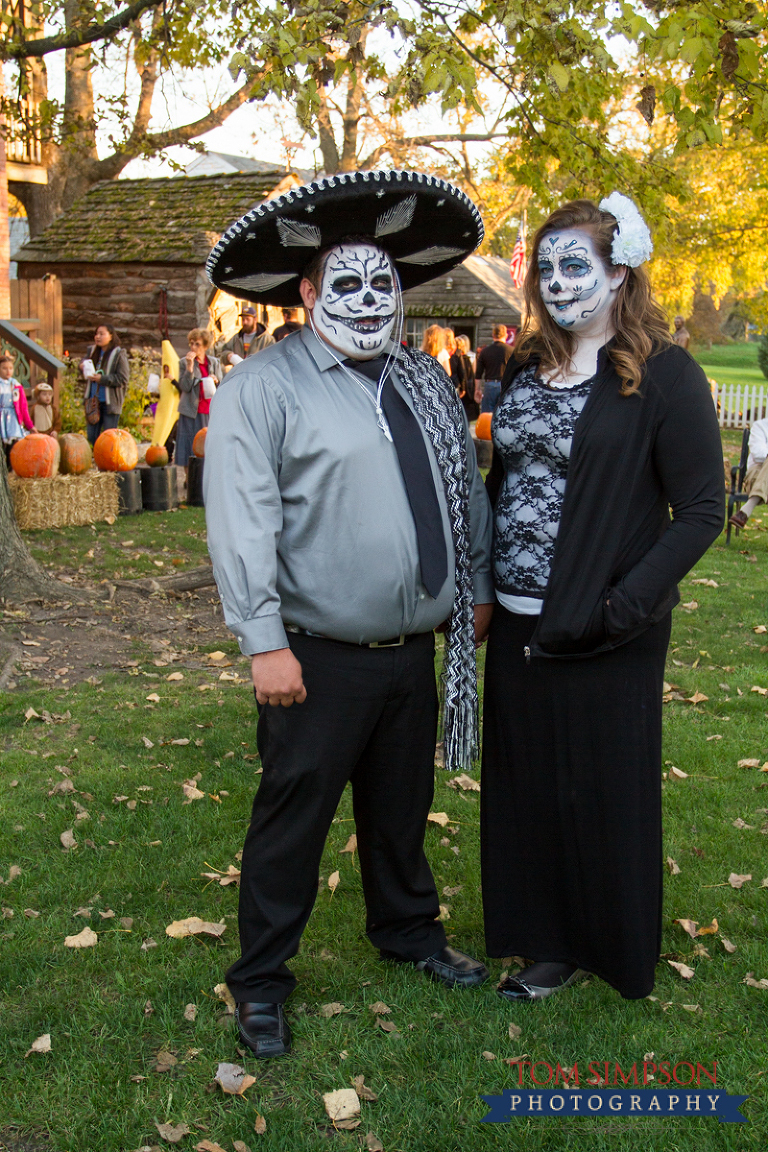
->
[286,625,411,648]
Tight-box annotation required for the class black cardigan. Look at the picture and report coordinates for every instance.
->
[486,343,725,659]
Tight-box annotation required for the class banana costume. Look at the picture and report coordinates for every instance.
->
[151,339,180,448]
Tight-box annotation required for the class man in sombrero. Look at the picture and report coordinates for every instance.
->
[204,170,494,1058]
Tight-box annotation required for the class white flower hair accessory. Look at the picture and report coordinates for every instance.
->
[598,191,653,267]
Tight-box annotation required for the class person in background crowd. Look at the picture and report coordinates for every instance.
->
[452,335,479,422]
[81,324,130,446]
[474,323,514,413]
[0,353,34,465]
[272,307,303,341]
[422,324,451,374]
[31,382,60,437]
[672,315,691,350]
[728,415,768,530]
[175,329,221,476]
[220,306,275,367]
[482,194,724,1005]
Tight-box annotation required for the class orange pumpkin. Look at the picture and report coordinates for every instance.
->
[93,428,139,472]
[192,427,207,458]
[10,433,60,478]
[475,412,493,441]
[59,433,92,475]
[145,444,169,468]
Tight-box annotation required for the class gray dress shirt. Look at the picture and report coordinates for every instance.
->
[203,326,494,656]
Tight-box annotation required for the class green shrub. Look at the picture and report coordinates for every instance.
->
[58,348,160,439]
[758,333,768,380]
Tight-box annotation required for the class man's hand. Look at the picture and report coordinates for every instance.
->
[474,381,484,404]
[251,648,307,707]
[474,602,494,648]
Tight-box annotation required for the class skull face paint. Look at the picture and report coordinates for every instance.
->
[538,229,621,332]
[311,242,397,359]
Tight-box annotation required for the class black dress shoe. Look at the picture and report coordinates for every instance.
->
[380,944,489,988]
[497,962,585,1002]
[235,1002,292,1058]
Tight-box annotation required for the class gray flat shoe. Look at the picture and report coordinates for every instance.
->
[497,963,586,1002]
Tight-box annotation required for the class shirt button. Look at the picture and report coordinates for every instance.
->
[419,592,425,601]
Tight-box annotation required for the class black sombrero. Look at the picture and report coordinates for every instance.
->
[206,169,484,306]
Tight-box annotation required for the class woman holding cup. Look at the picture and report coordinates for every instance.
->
[175,329,221,473]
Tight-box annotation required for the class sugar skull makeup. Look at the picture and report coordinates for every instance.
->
[313,243,397,359]
[538,229,622,332]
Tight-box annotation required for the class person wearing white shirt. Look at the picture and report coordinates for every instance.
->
[729,417,768,529]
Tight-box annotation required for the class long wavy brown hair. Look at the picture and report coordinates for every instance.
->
[514,199,671,395]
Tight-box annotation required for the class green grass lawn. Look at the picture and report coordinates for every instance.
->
[1,508,767,1151]
[694,343,765,393]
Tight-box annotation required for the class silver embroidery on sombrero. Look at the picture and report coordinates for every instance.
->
[374,195,417,238]
[397,246,467,265]
[222,272,298,293]
[276,218,322,248]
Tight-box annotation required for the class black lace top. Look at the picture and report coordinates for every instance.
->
[492,361,592,599]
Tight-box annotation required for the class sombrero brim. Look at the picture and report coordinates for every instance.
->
[206,169,484,306]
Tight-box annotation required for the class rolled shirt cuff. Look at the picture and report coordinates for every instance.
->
[231,613,289,656]
[473,572,496,606]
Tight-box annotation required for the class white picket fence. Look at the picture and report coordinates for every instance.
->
[710,380,768,428]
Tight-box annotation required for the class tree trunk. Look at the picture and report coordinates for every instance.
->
[0,65,11,317]
[0,450,71,602]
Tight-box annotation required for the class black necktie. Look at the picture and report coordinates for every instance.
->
[345,356,448,599]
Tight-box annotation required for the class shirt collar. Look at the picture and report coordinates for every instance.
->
[299,323,404,374]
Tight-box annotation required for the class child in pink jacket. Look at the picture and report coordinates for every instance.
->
[0,354,34,464]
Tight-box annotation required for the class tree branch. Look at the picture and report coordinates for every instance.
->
[360,131,508,168]
[1,0,162,61]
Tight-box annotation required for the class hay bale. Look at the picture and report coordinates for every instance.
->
[8,470,120,530]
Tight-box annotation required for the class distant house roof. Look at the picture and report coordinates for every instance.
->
[185,152,289,177]
[15,170,299,265]
[462,254,525,313]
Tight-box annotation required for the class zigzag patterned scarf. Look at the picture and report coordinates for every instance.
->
[394,345,478,772]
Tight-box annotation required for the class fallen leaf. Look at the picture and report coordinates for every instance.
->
[253,1115,267,1135]
[167,673,184,682]
[750,685,768,696]
[183,1003,197,1022]
[738,759,762,769]
[693,943,710,959]
[181,780,205,803]
[447,773,481,792]
[667,960,694,980]
[669,766,689,780]
[340,834,358,854]
[24,707,41,722]
[144,1000,155,1017]
[697,918,719,935]
[438,904,451,920]
[64,926,98,948]
[369,1001,391,1015]
[427,812,450,827]
[691,578,718,587]
[365,1135,384,1152]
[165,917,226,939]
[728,873,752,889]
[482,1051,496,1061]
[49,778,76,796]
[141,938,157,950]
[207,651,229,662]
[504,1054,532,1066]
[508,1022,522,1040]
[722,938,737,954]
[145,693,161,703]
[323,1088,360,1122]
[142,736,154,748]
[666,857,681,875]
[352,1075,378,1102]
[25,1033,51,1057]
[327,870,340,893]
[319,1002,347,1018]
[684,692,708,705]
[154,1049,177,1072]
[233,1143,252,1152]
[214,983,236,1014]
[121,917,134,930]
[733,818,754,830]
[754,625,768,634]
[195,1142,228,1152]
[681,601,699,611]
[682,1004,703,1014]
[24,908,40,918]
[155,1121,190,1144]
[215,1061,256,1095]
[377,1018,399,1034]
[60,829,77,850]
[99,908,115,920]
[743,972,768,990]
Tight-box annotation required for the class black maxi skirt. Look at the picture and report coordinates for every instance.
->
[481,605,672,1000]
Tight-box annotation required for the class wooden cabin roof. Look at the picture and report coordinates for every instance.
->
[16,170,299,265]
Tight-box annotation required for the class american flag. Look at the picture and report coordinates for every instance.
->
[509,224,527,289]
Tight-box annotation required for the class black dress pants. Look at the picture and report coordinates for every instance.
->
[225,630,447,1003]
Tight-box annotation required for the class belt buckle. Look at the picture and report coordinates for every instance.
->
[369,634,406,648]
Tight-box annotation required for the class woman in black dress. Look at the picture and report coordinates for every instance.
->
[481,195,724,1001]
